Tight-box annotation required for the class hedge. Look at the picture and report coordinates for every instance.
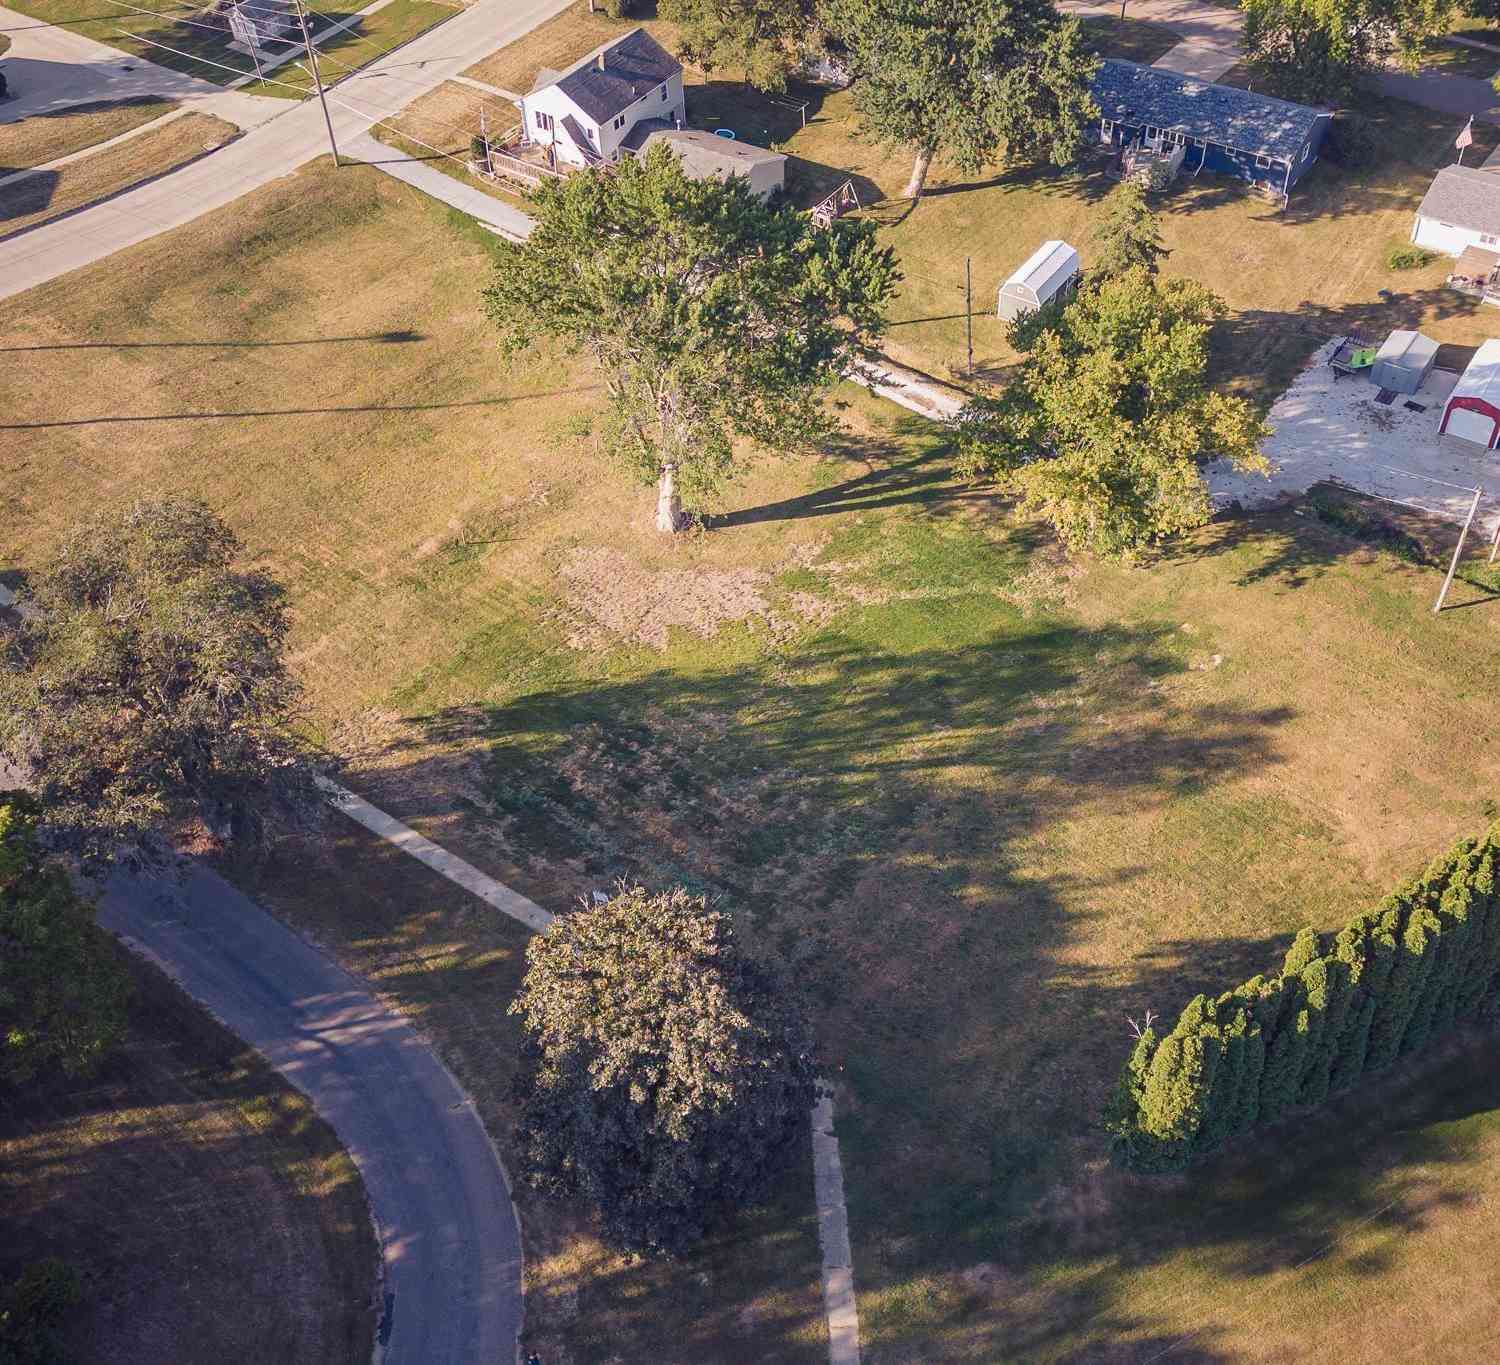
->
[1109,824,1500,1171]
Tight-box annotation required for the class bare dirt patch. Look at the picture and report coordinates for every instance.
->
[556,545,775,650]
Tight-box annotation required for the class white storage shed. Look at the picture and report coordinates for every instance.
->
[1440,338,1500,449]
[997,240,1080,321]
[1370,330,1438,396]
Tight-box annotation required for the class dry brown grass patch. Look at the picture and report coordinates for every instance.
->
[0,112,236,239]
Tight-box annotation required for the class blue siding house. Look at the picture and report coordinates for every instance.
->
[1089,60,1332,201]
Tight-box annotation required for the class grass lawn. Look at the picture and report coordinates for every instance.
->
[777,88,1500,395]
[0,0,451,91]
[6,148,1500,1361]
[461,0,678,96]
[0,111,236,238]
[0,97,178,175]
[240,0,460,98]
[365,78,526,202]
[1081,13,1183,65]
[1418,37,1500,79]
[0,947,376,1364]
[0,0,265,83]
[459,7,1492,403]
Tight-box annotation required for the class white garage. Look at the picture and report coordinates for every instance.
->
[1440,338,1500,449]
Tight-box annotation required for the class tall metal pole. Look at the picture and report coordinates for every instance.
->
[1434,484,1483,613]
[965,255,973,377]
[295,0,339,167]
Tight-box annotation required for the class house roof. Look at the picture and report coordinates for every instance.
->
[1008,241,1080,303]
[1417,165,1500,236]
[620,117,674,153]
[1002,240,1079,294]
[549,27,680,125]
[1451,337,1500,410]
[1090,59,1328,162]
[640,128,786,177]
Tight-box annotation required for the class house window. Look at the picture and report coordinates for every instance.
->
[660,83,669,100]
[1255,154,1271,169]
[1143,125,1157,141]
[1100,118,1114,139]
[1483,234,1499,245]
[534,110,552,132]
[613,114,626,130]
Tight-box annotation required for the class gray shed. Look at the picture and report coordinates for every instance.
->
[1371,330,1438,395]
[997,240,1080,321]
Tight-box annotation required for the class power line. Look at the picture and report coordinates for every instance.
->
[91,0,302,45]
[110,27,310,90]
[316,57,490,132]
[0,4,198,31]
[312,43,518,120]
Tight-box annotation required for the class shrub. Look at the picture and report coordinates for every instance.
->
[509,885,819,1257]
[600,0,637,16]
[1109,824,1500,1171]
[1323,112,1378,171]
[470,134,488,163]
[1386,243,1435,271]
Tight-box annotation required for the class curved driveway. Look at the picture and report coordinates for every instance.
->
[100,863,523,1365]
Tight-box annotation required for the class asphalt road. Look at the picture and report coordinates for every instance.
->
[0,0,570,300]
[100,862,524,1365]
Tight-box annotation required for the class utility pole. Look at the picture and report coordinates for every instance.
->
[294,0,339,167]
[965,255,973,377]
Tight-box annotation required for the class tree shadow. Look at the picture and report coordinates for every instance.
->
[317,553,1500,1356]
[0,385,602,430]
[1210,288,1487,409]
[0,330,426,352]
[0,168,59,225]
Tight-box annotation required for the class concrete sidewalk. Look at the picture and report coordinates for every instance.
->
[342,130,534,240]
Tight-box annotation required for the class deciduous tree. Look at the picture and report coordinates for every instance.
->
[0,793,128,1086]
[954,267,1270,558]
[509,885,819,1258]
[484,146,897,531]
[1242,0,1452,104]
[660,0,820,91]
[823,0,1098,198]
[0,497,321,862]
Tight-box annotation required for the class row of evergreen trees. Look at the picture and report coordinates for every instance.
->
[1109,824,1500,1172]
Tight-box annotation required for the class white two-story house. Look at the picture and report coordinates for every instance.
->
[519,28,685,169]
